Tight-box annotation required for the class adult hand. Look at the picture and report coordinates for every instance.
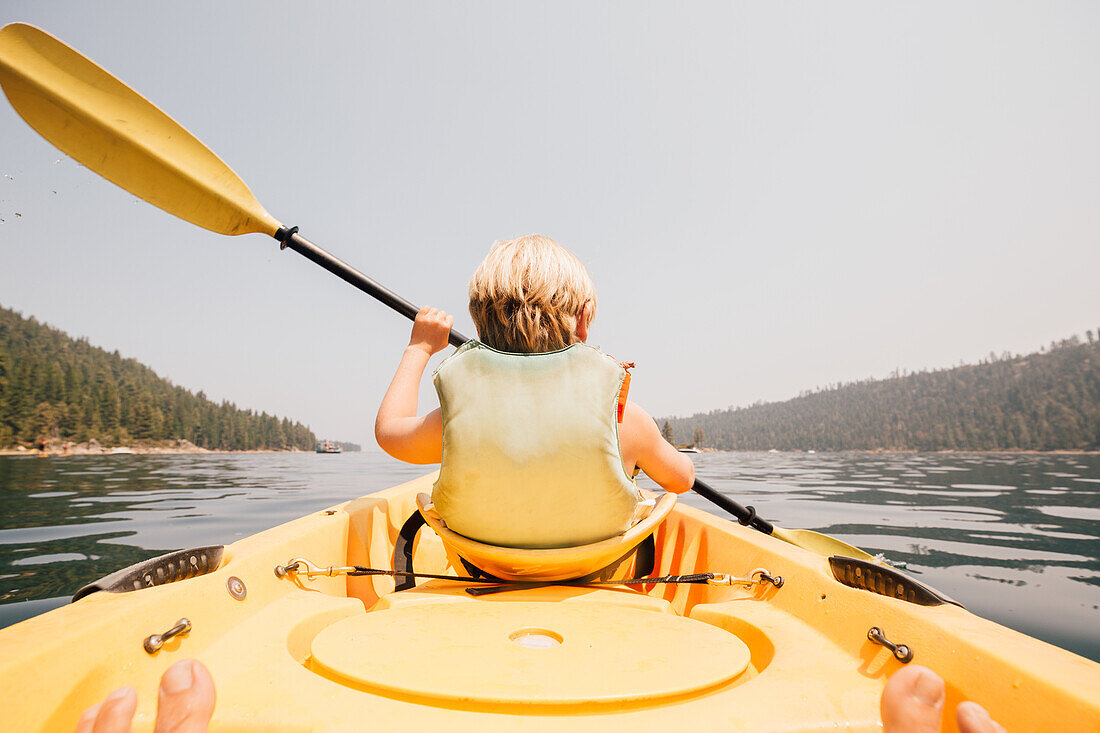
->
[409,306,454,356]
[75,659,215,733]
[881,665,1005,733]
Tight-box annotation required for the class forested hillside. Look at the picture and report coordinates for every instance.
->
[665,334,1100,451]
[0,305,316,450]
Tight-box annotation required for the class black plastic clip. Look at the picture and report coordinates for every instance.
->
[275,225,299,250]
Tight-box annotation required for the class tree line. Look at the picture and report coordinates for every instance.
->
[0,305,317,450]
[663,332,1100,452]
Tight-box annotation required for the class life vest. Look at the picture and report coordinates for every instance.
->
[431,340,641,549]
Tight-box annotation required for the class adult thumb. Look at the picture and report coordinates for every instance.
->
[881,665,946,733]
[153,659,216,733]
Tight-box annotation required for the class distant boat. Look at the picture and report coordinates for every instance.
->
[678,447,700,454]
[316,440,342,454]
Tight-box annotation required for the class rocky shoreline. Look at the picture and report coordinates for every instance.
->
[0,439,313,457]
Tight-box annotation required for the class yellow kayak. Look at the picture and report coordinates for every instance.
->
[1,473,1098,732]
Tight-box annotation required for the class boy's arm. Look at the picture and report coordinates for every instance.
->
[623,401,695,493]
[374,307,453,464]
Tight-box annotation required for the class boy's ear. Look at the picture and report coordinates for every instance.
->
[575,301,592,343]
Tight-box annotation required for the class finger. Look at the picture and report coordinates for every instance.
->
[153,660,216,733]
[956,701,1003,733]
[75,703,102,733]
[880,665,945,733]
[90,686,137,733]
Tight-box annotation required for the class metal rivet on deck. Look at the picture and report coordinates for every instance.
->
[227,576,247,600]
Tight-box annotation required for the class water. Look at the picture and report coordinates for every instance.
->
[1,451,1097,661]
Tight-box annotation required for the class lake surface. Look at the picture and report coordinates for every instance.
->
[1,451,1097,661]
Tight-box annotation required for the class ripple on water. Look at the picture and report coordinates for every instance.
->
[12,553,91,566]
[968,572,1028,587]
[924,489,1004,497]
[1037,506,1100,521]
[949,483,1018,490]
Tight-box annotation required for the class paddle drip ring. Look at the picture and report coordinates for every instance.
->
[276,225,299,250]
[737,505,757,527]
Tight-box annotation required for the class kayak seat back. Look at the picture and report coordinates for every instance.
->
[413,490,675,582]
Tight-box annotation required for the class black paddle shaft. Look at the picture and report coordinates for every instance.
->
[274,227,775,534]
[691,479,774,534]
[275,227,471,348]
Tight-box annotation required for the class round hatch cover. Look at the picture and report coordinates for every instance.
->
[310,601,750,708]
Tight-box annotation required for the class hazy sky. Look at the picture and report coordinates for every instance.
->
[1,2,1097,448]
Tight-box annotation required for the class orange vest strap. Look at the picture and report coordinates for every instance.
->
[617,362,635,423]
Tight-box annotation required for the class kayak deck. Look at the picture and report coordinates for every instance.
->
[2,472,1098,731]
[310,589,753,709]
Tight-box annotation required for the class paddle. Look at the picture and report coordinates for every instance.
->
[689,481,875,560]
[0,22,874,562]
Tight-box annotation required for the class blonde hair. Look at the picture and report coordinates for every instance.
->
[468,235,597,353]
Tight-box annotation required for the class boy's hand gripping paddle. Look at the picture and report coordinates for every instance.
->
[0,22,875,562]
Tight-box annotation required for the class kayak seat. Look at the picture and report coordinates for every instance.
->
[402,491,676,584]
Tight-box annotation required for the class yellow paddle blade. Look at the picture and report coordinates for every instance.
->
[0,23,280,237]
[770,525,878,562]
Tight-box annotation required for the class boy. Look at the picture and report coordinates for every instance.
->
[375,235,693,548]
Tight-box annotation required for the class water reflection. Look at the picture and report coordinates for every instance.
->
[0,454,428,624]
[0,451,1097,661]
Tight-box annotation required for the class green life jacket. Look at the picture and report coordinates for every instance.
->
[431,340,641,549]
